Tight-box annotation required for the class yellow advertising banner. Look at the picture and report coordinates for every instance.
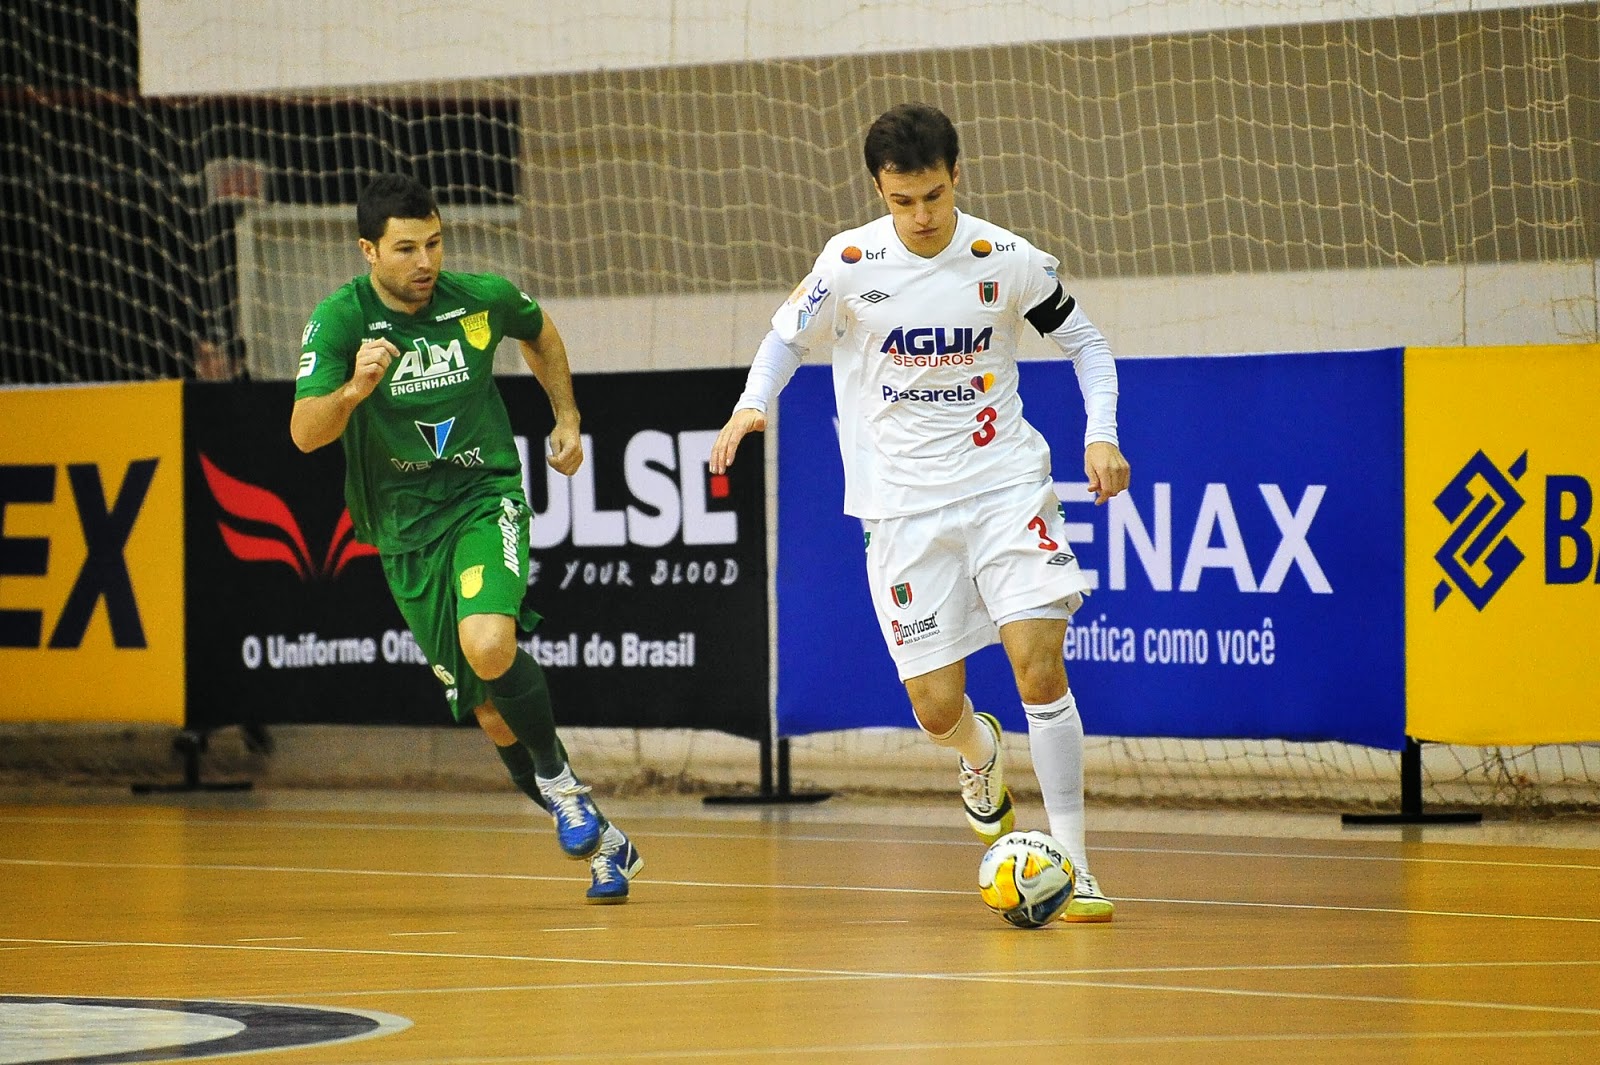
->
[1405,345,1600,745]
[0,382,185,723]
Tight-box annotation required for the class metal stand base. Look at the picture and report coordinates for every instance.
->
[704,737,833,805]
[1341,738,1480,826]
[131,730,253,794]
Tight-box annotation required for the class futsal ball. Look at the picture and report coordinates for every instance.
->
[977,830,1075,928]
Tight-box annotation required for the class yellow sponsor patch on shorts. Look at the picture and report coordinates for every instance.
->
[460,564,485,599]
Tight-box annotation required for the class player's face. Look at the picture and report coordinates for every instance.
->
[875,163,959,257]
[361,214,443,312]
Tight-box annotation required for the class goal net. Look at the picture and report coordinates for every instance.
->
[4,0,1598,810]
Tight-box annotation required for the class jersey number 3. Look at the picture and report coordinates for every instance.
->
[972,406,998,447]
[1027,516,1060,551]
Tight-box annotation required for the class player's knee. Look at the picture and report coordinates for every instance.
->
[1012,659,1067,706]
[462,635,515,681]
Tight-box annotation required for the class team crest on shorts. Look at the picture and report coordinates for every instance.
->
[890,582,913,607]
[460,564,485,599]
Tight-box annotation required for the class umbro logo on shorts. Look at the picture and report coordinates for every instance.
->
[861,290,891,303]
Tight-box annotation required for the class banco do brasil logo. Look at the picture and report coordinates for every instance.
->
[1433,450,1526,611]
[1433,448,1600,610]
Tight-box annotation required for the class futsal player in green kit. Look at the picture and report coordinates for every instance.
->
[290,174,642,902]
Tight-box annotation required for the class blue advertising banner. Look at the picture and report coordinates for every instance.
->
[776,350,1406,750]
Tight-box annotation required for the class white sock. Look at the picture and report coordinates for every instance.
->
[534,763,576,792]
[923,694,996,769]
[1024,689,1088,873]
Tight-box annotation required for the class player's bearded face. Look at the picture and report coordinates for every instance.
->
[363,214,443,311]
[875,164,959,257]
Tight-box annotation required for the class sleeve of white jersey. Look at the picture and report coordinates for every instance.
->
[1019,245,1120,449]
[733,251,838,414]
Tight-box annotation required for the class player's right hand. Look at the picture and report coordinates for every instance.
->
[347,337,398,401]
[709,407,767,474]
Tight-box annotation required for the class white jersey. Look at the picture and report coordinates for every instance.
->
[771,210,1114,519]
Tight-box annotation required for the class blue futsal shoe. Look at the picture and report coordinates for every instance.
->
[536,766,605,859]
[587,825,643,904]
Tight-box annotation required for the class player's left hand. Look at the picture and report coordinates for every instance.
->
[546,421,583,476]
[1084,441,1130,506]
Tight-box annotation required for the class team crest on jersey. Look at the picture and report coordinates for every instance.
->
[978,281,999,305]
[415,417,456,458]
[460,310,491,350]
[890,582,913,607]
[460,564,485,599]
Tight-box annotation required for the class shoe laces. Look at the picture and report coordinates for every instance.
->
[1074,871,1102,899]
[958,760,999,809]
[546,781,594,824]
[591,837,626,882]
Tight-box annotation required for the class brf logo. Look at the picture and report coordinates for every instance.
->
[1433,450,1526,611]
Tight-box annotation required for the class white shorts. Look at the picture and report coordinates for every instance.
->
[862,479,1090,681]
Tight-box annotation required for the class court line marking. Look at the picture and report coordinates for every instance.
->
[2,856,1597,925]
[206,956,1600,1000]
[303,1029,1600,1064]
[387,931,459,937]
[2,812,1596,872]
[4,936,1600,1023]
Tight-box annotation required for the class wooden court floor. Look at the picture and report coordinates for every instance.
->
[2,789,1599,1064]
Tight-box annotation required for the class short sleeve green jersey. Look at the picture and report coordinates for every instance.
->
[295,270,545,554]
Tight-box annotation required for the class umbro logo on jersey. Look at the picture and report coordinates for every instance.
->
[861,290,891,303]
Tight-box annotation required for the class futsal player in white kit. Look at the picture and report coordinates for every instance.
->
[710,103,1130,921]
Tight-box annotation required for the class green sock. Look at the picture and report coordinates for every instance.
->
[485,650,564,776]
[494,741,548,811]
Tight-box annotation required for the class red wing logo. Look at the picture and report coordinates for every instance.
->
[199,453,377,580]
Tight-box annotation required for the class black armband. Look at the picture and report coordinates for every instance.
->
[1024,284,1077,335]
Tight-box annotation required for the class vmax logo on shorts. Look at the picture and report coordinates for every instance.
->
[1433,450,1527,610]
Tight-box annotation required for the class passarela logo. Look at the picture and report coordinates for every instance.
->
[200,453,376,580]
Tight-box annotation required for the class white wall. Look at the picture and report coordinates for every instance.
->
[541,261,1600,377]
[138,0,1549,96]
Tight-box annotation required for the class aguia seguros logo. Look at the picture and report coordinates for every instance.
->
[1433,448,1598,611]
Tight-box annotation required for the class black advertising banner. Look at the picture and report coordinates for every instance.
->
[183,370,767,737]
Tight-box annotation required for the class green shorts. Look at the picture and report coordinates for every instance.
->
[381,493,542,721]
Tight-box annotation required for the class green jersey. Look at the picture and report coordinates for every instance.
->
[295,271,545,554]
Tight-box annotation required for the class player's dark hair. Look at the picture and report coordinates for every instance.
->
[863,103,960,179]
[356,174,438,243]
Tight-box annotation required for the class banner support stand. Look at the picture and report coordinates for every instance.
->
[704,736,832,806]
[1341,737,1480,826]
[131,729,253,795]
